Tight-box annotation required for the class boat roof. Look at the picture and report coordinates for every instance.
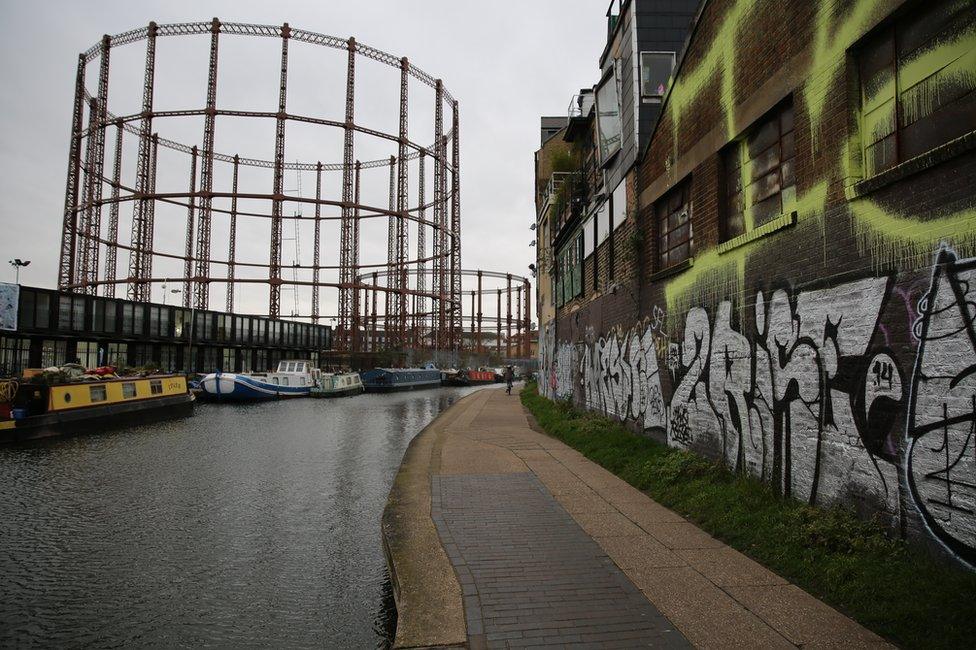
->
[371,367,439,372]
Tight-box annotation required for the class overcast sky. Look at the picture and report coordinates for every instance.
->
[0,1,607,323]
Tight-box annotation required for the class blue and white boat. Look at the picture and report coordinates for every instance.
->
[361,366,442,393]
[199,360,321,401]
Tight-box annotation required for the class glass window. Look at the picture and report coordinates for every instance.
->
[216,315,227,342]
[58,296,72,330]
[159,345,177,372]
[149,307,160,337]
[133,304,144,336]
[595,68,622,163]
[18,290,35,329]
[41,339,67,368]
[722,99,795,241]
[35,292,50,329]
[195,313,208,340]
[122,382,137,399]
[159,308,170,338]
[93,299,104,332]
[103,300,116,333]
[76,341,98,369]
[174,310,186,338]
[858,1,975,177]
[72,297,85,331]
[222,347,235,372]
[640,52,676,100]
[656,180,694,270]
[107,342,126,367]
[150,379,163,395]
[122,303,134,335]
[0,336,30,376]
[90,385,107,403]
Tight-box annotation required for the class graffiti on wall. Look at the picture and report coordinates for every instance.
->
[539,249,976,567]
[665,276,902,519]
[578,321,667,431]
[908,247,976,567]
[539,322,574,401]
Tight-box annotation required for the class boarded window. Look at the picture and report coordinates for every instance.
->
[859,0,976,177]
[722,98,796,241]
[655,180,694,270]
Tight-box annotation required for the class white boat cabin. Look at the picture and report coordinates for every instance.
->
[266,360,321,388]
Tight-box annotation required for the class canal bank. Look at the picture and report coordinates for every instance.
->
[382,387,889,648]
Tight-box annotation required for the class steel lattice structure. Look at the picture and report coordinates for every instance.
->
[357,268,533,359]
[59,19,462,352]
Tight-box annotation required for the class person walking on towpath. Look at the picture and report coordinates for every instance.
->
[505,365,514,395]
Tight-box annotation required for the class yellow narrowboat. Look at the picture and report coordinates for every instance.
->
[2,375,194,443]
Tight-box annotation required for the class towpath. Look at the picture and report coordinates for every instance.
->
[382,387,890,649]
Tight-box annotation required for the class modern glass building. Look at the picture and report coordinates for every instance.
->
[1,286,333,376]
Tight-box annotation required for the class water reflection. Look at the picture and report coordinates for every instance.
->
[0,386,479,647]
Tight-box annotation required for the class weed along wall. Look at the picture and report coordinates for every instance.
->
[539,0,976,570]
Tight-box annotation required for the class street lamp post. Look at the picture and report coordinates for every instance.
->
[8,259,30,284]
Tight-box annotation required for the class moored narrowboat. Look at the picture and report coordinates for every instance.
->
[465,369,498,385]
[198,360,319,401]
[440,369,466,386]
[1,375,194,443]
[310,372,364,398]
[361,367,442,393]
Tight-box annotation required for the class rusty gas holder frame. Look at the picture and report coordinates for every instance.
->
[58,19,467,352]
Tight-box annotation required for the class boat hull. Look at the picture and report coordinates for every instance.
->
[1,393,194,443]
[310,385,365,398]
[360,367,443,393]
[199,373,310,401]
[364,380,442,393]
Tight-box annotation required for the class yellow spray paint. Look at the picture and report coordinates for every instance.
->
[652,0,974,315]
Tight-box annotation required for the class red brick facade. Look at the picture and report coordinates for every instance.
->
[541,0,976,568]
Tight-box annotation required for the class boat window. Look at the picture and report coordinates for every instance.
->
[150,379,163,395]
[273,377,279,384]
[90,385,107,403]
[282,377,289,386]
[122,383,137,399]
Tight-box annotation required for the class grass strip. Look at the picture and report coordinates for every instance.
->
[521,382,976,649]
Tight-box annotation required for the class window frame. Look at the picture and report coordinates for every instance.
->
[720,97,796,242]
[856,3,976,179]
[594,67,622,165]
[639,51,676,102]
[655,179,694,271]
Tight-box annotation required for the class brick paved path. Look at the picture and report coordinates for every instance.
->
[385,387,893,648]
[432,473,688,649]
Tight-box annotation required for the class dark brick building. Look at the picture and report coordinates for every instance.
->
[540,0,976,568]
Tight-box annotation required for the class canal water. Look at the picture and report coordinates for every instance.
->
[0,386,481,647]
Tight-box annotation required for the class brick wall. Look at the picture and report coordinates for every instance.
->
[539,0,976,569]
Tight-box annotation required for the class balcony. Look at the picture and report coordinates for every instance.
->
[549,172,588,248]
[539,171,572,219]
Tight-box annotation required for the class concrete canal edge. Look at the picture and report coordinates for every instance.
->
[381,392,480,649]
